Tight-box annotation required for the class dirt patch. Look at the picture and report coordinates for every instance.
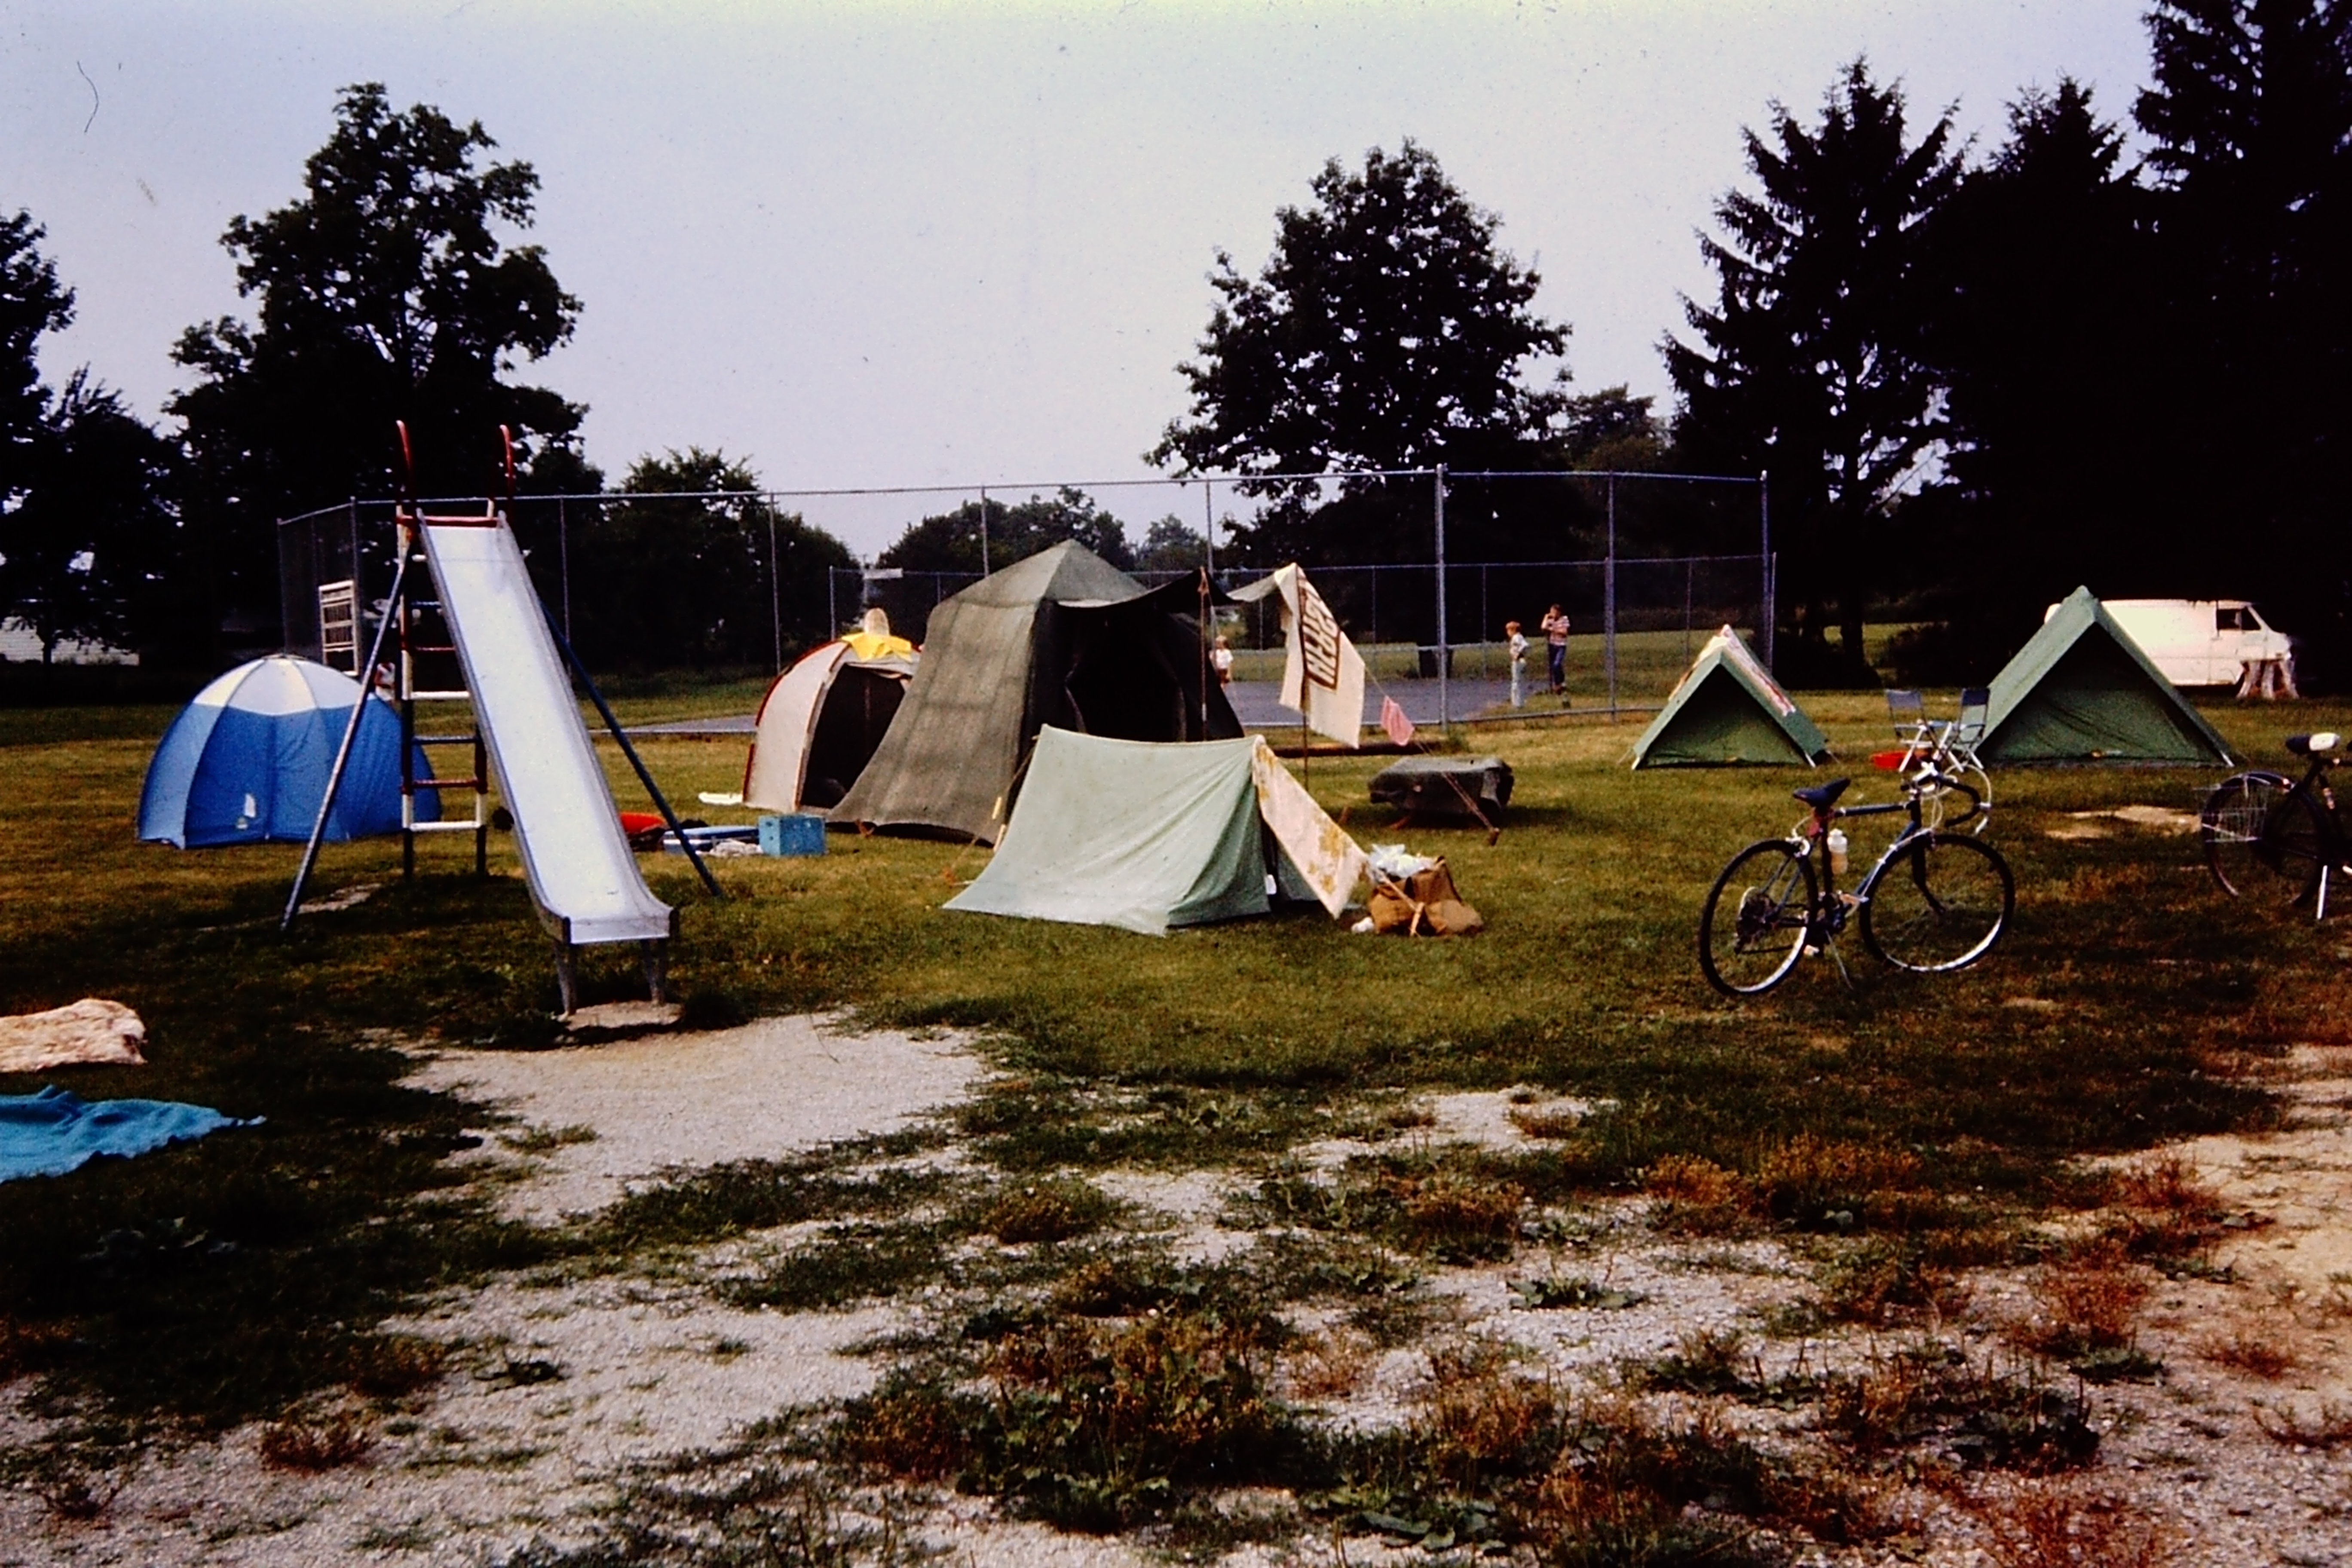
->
[405,1013,986,1221]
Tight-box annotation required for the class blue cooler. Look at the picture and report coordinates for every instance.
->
[759,813,827,856]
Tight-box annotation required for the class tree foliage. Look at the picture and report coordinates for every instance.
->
[1667,60,1963,661]
[172,83,584,634]
[0,212,73,496]
[2135,0,2352,680]
[564,449,852,672]
[877,488,1134,575]
[0,214,182,664]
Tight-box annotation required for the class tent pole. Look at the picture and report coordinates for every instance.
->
[283,548,413,932]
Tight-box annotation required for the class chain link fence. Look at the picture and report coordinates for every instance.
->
[279,469,1769,722]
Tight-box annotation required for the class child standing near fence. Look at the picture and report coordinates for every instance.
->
[1506,620,1528,708]
[1541,603,1571,705]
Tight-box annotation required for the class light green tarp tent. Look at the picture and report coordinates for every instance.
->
[830,542,1239,843]
[1631,626,1831,768]
[944,728,1354,935]
[1978,587,2235,765]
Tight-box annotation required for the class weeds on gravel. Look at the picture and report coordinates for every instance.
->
[724,1222,950,1313]
[1225,1151,1527,1264]
[979,1175,1116,1244]
[842,1307,1301,1531]
[257,1407,375,1470]
[2012,1241,2160,1382]
[579,1135,949,1256]
[504,1454,934,1568]
[1819,1342,2097,1474]
[2251,1398,2352,1449]
[1952,1476,2182,1568]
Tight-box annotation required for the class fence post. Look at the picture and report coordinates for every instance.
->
[1605,473,1618,717]
[558,497,572,641]
[1434,466,1449,729]
[828,565,838,642]
[1202,478,1215,578]
[978,487,989,575]
[1759,470,1773,673]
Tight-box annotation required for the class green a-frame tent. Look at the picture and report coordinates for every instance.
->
[1977,587,2235,766]
[1631,626,1831,768]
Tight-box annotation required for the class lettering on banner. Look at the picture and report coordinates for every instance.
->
[1296,579,1342,691]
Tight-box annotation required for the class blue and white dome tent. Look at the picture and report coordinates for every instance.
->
[138,656,439,848]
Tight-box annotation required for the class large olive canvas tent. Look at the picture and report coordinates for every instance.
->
[830,543,1240,842]
[944,727,1366,934]
[1977,588,2234,765]
[1631,627,1830,768]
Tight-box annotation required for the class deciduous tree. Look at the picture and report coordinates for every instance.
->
[172,83,584,635]
[1150,142,1572,565]
[569,449,851,671]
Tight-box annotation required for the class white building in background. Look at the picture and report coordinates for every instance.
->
[0,617,140,665]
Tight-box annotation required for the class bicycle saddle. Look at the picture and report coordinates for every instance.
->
[2285,732,2341,756]
[1792,778,1851,810]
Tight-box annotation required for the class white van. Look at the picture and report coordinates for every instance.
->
[2043,598,2294,688]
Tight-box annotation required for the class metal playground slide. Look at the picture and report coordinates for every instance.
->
[418,514,676,955]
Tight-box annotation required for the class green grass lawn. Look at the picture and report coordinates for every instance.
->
[0,686,2343,1436]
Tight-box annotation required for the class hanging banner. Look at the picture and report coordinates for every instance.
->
[1231,563,1366,748]
[1250,740,1368,916]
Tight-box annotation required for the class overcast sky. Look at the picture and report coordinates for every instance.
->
[6,1,2153,555]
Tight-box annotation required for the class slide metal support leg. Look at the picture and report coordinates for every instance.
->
[554,941,581,1016]
[643,940,669,1005]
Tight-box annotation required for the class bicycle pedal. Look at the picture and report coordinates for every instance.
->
[1802,944,1822,958]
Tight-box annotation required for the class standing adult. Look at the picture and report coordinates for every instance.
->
[1540,604,1571,702]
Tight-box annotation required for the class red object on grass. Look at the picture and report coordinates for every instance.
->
[1870,748,1919,772]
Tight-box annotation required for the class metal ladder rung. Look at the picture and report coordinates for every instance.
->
[414,733,478,746]
[406,820,487,835]
[407,689,473,701]
[410,778,484,792]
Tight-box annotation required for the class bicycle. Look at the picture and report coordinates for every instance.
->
[2199,731,2350,919]
[1698,775,2016,996]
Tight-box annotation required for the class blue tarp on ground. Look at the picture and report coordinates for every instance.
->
[0,1086,255,1182]
[138,655,439,848]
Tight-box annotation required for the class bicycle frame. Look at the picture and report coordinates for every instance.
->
[2265,740,2346,917]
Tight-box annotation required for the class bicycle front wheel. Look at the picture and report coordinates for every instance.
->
[2201,772,2318,902]
[1699,839,1816,996]
[1860,833,2013,974]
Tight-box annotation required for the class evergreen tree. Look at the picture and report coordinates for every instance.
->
[1667,61,1964,663]
[1918,82,2159,651]
[2136,0,2352,680]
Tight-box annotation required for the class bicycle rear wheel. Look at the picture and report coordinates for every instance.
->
[1699,839,1816,996]
[1860,832,2013,974]
[2200,772,2319,902]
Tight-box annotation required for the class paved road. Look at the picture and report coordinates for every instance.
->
[631,678,1594,738]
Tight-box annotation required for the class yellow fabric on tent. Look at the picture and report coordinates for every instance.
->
[840,630,916,660]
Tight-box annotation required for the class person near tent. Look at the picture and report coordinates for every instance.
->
[1541,604,1570,701]
[1506,620,1528,708]
[1212,635,1234,686]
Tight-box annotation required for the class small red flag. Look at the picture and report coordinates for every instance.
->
[1380,695,1415,748]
